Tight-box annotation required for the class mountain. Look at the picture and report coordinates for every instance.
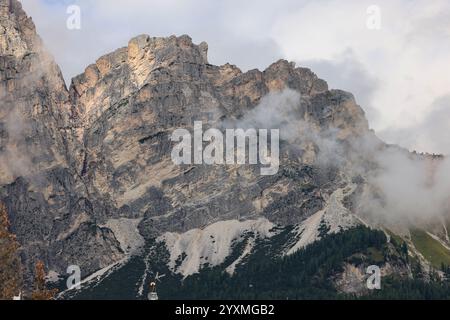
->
[1,0,450,299]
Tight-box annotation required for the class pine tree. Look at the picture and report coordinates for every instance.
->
[401,242,408,257]
[0,202,22,300]
[31,260,58,300]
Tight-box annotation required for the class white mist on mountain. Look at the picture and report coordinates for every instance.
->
[381,95,450,156]
[231,88,345,168]
[0,59,59,183]
[0,108,32,180]
[235,88,450,227]
[360,150,450,227]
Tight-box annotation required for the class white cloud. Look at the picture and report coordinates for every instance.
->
[382,95,450,155]
[270,0,450,153]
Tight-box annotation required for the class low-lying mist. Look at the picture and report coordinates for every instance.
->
[238,88,450,228]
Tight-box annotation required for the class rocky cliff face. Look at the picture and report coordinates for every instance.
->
[0,0,123,285]
[0,0,422,293]
[68,33,371,237]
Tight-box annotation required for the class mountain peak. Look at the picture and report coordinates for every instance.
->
[0,0,42,57]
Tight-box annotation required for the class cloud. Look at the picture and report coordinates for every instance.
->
[416,96,450,156]
[226,88,450,226]
[229,88,362,168]
[380,95,450,156]
[270,0,450,153]
[0,107,33,183]
[357,147,450,227]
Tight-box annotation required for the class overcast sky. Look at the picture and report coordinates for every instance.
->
[20,0,450,155]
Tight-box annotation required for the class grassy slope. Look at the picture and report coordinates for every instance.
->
[410,229,450,269]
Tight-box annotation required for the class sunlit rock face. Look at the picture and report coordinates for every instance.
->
[69,32,371,237]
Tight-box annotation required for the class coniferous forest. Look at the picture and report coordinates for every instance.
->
[66,225,450,300]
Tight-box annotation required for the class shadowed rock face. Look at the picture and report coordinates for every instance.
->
[0,0,69,180]
[0,0,123,284]
[0,0,375,286]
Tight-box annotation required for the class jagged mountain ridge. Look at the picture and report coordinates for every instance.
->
[1,0,449,296]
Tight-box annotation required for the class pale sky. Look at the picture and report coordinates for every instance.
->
[20,0,450,155]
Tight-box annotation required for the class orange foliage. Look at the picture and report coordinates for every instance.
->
[31,260,58,300]
[0,202,22,300]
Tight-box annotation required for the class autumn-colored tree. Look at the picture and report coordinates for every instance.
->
[0,202,22,300]
[31,260,58,300]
